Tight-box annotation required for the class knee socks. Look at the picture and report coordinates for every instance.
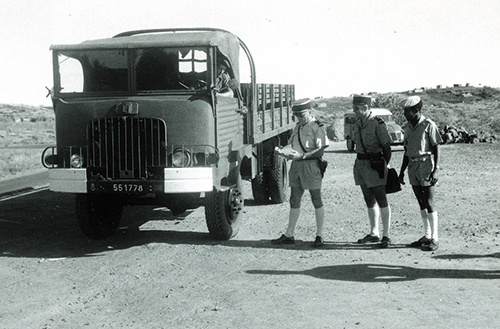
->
[285,208,301,237]
[315,207,325,237]
[428,211,439,241]
[367,205,380,237]
[380,206,391,238]
[421,209,431,239]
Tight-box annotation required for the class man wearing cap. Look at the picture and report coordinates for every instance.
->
[399,96,442,251]
[272,98,329,247]
[352,94,393,248]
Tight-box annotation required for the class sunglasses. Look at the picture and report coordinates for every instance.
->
[293,112,308,118]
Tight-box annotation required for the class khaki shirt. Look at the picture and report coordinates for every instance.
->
[403,116,442,158]
[353,112,391,154]
[289,119,329,154]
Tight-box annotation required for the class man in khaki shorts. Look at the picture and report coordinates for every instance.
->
[399,96,442,251]
[352,94,393,248]
[272,98,329,247]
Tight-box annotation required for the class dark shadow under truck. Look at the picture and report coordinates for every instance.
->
[42,28,295,240]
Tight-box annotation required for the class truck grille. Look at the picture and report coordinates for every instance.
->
[87,117,167,179]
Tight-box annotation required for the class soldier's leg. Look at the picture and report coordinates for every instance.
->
[285,186,304,237]
[423,186,438,242]
[360,185,380,237]
[412,185,433,241]
[309,189,324,237]
[373,185,391,239]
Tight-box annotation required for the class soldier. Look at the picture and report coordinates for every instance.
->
[399,96,442,251]
[352,94,393,248]
[272,98,329,247]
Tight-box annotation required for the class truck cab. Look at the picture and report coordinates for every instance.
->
[344,108,404,151]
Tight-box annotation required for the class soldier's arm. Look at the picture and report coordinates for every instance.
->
[302,145,327,160]
[399,153,409,185]
[381,142,391,164]
[430,144,439,184]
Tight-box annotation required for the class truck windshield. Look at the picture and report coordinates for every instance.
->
[56,47,209,94]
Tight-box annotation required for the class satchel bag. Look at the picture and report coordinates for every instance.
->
[386,168,402,194]
[318,157,328,178]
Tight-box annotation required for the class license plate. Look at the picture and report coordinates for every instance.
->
[112,183,145,193]
[88,181,161,194]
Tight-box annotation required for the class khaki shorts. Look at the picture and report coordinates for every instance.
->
[289,159,322,190]
[353,159,387,188]
[408,155,435,187]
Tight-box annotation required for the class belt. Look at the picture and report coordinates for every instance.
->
[410,154,431,162]
[296,158,319,161]
[357,153,383,160]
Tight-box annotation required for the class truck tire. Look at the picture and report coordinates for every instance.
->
[204,177,244,240]
[346,138,355,152]
[268,155,288,204]
[251,173,270,204]
[75,194,123,239]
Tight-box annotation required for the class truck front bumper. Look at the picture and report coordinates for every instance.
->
[48,168,214,194]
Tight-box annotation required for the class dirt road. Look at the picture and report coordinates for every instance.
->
[1,142,499,328]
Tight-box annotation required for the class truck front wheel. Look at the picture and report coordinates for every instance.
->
[75,194,123,239]
[204,179,244,240]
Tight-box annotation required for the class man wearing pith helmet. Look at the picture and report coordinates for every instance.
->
[399,96,442,251]
[352,94,393,248]
[272,98,329,247]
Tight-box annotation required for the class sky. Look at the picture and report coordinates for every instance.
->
[1,0,499,106]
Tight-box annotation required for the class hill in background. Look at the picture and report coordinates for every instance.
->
[0,104,54,147]
[311,85,500,141]
[1,85,499,146]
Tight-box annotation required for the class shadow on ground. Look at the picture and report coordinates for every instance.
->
[246,263,500,282]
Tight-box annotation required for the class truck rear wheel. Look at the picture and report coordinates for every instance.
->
[346,138,355,152]
[204,178,244,240]
[251,173,270,204]
[268,155,288,204]
[75,194,123,239]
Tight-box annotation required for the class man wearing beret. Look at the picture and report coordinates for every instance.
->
[352,94,393,248]
[272,98,329,247]
[399,96,442,251]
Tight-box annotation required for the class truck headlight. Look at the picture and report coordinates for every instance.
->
[172,149,191,167]
[70,154,84,168]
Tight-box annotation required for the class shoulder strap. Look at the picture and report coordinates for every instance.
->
[297,125,307,153]
[357,122,367,153]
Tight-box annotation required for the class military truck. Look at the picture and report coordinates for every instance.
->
[42,28,295,240]
[344,108,404,151]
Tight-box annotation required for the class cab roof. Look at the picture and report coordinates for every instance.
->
[50,28,241,79]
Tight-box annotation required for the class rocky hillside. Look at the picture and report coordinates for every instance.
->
[0,104,55,147]
[311,86,500,142]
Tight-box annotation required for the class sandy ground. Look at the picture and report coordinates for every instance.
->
[0,142,499,329]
